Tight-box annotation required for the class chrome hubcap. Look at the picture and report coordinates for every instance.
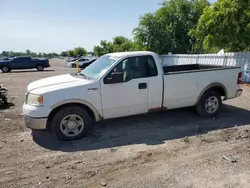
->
[205,96,219,114]
[60,114,84,137]
[67,121,77,129]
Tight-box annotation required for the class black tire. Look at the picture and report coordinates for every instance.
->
[71,64,76,68]
[51,105,93,141]
[37,65,44,71]
[2,96,7,104]
[196,90,222,117]
[1,66,10,73]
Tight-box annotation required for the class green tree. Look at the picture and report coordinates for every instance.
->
[2,51,10,57]
[93,40,114,56]
[133,12,167,54]
[133,0,210,54]
[60,51,68,57]
[113,36,135,52]
[30,52,37,57]
[9,51,14,57]
[74,47,87,57]
[93,45,105,57]
[26,49,31,55]
[38,52,43,57]
[68,50,76,57]
[93,37,137,56]
[190,0,250,53]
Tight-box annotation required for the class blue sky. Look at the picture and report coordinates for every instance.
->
[0,0,217,53]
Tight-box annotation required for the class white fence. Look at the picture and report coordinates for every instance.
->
[159,52,250,70]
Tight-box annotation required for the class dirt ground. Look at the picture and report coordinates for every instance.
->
[0,59,250,188]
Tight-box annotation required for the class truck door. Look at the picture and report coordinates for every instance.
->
[21,57,32,68]
[11,57,31,69]
[10,57,23,69]
[100,55,158,119]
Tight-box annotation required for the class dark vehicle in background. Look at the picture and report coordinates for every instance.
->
[0,57,10,61]
[0,56,50,73]
[79,58,97,69]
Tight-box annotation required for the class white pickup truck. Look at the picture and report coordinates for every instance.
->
[23,51,243,140]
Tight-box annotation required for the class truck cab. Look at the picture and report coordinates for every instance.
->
[10,57,32,69]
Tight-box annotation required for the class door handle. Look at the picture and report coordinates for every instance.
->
[138,83,147,89]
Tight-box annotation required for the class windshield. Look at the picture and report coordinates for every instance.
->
[80,55,118,79]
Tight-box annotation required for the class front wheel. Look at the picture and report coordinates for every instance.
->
[51,106,92,141]
[196,90,222,117]
[2,96,8,104]
[1,66,10,73]
[71,64,76,68]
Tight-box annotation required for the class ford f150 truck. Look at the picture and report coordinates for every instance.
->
[23,51,243,141]
[0,56,50,73]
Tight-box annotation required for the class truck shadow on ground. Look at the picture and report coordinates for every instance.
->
[32,104,250,152]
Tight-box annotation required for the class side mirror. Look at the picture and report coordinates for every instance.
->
[105,72,124,84]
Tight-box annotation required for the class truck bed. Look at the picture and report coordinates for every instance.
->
[162,63,241,110]
[163,64,238,74]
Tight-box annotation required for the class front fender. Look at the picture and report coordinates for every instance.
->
[51,99,101,121]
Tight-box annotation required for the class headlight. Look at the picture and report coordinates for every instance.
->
[26,93,43,106]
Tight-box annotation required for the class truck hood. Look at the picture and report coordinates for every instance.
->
[27,73,89,93]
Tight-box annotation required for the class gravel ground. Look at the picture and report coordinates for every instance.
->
[0,59,250,188]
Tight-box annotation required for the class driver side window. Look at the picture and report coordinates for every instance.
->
[108,56,140,82]
[105,55,158,83]
[12,58,21,63]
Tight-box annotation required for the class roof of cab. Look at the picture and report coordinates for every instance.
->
[106,51,154,58]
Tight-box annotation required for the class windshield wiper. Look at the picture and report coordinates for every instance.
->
[77,72,87,79]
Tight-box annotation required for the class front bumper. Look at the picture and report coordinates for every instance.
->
[235,89,243,98]
[24,115,47,130]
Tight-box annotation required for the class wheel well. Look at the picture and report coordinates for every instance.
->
[196,85,227,105]
[1,65,9,68]
[208,86,226,97]
[47,103,95,128]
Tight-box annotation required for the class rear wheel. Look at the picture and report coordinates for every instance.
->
[51,106,93,141]
[37,65,44,71]
[2,96,7,104]
[71,64,76,68]
[196,90,222,117]
[1,66,10,73]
